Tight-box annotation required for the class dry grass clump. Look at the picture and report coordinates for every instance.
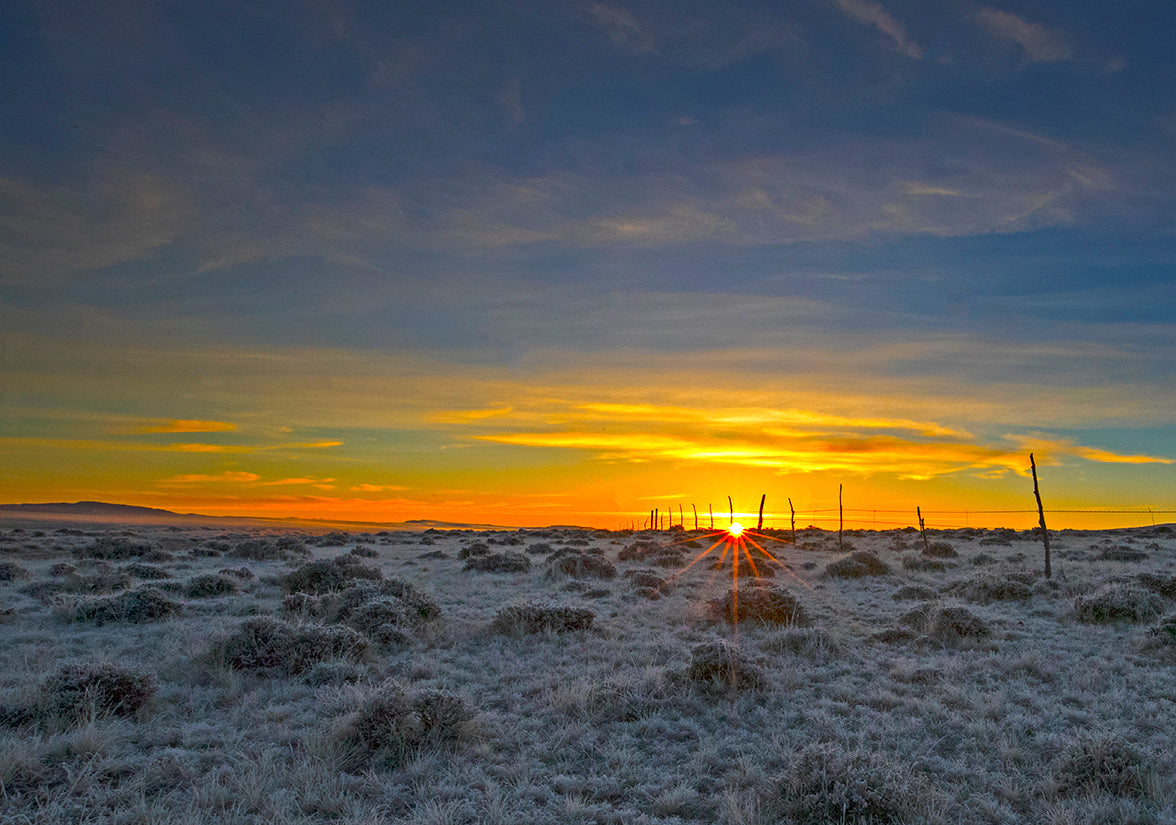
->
[770,741,935,824]
[824,550,890,578]
[39,662,155,724]
[1049,734,1153,799]
[490,603,594,635]
[708,584,810,626]
[0,561,31,581]
[207,616,369,674]
[61,586,182,625]
[545,549,617,579]
[761,626,842,658]
[463,551,531,573]
[1074,583,1164,624]
[280,555,382,594]
[685,639,765,692]
[185,573,239,598]
[617,539,685,567]
[526,542,555,555]
[336,681,476,771]
[945,569,1036,604]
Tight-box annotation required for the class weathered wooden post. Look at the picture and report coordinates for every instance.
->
[1030,453,1052,579]
[757,494,765,531]
[838,484,844,552]
[788,497,796,544]
[692,503,698,531]
[917,506,929,554]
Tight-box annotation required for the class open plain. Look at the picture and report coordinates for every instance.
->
[2,518,1175,824]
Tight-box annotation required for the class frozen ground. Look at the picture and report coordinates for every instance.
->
[1,518,1174,824]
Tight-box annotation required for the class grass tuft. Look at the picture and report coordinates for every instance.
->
[490,603,594,634]
[824,550,889,578]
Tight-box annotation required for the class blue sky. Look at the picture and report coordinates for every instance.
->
[1,0,1173,527]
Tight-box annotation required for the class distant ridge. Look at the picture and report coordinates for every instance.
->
[0,501,187,517]
[0,501,518,532]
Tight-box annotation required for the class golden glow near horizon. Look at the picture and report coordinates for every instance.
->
[727,521,745,537]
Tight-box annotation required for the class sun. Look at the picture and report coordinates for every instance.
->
[727,521,744,537]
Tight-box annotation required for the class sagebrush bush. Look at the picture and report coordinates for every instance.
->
[280,556,382,594]
[74,536,155,560]
[902,556,948,572]
[923,541,959,558]
[1074,583,1164,624]
[772,742,933,824]
[899,602,991,643]
[1050,734,1152,798]
[185,573,239,598]
[686,639,764,691]
[63,587,182,625]
[457,542,490,559]
[708,585,809,626]
[490,603,594,634]
[945,570,1036,604]
[208,616,369,674]
[463,552,530,573]
[40,662,155,723]
[824,551,889,578]
[337,681,474,771]
[0,562,31,582]
[1136,572,1176,599]
[893,584,937,601]
[617,540,685,567]
[229,536,309,561]
[545,550,617,579]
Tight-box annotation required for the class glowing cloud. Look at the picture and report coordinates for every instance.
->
[133,419,238,434]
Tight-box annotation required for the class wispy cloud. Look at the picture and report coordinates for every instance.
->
[973,7,1074,64]
[829,0,923,60]
[162,471,260,483]
[588,3,655,54]
[129,419,238,434]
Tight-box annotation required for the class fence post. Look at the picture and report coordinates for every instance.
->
[1030,453,1052,579]
[838,484,844,553]
[757,494,765,531]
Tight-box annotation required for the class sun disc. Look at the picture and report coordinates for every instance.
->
[727,521,744,537]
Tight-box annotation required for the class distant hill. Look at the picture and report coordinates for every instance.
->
[0,501,187,517]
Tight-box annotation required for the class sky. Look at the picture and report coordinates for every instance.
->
[1,0,1174,530]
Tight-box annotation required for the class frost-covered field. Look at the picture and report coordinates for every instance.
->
[2,519,1175,824]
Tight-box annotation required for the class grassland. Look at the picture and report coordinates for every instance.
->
[1,518,1174,824]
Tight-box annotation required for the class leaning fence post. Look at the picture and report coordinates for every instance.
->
[1030,453,1052,579]
[917,507,929,554]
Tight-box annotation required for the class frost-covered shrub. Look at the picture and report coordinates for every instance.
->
[1074,583,1164,624]
[686,640,764,692]
[902,556,948,572]
[40,662,155,723]
[546,550,617,579]
[490,603,594,635]
[1136,572,1176,599]
[893,584,937,601]
[1050,734,1152,798]
[185,573,239,598]
[0,562,31,582]
[337,682,475,771]
[62,587,182,625]
[945,570,1035,604]
[208,617,368,674]
[463,552,530,573]
[708,585,809,626]
[74,536,155,560]
[617,540,685,568]
[119,563,171,580]
[280,556,382,594]
[228,536,309,561]
[899,603,991,643]
[1095,544,1148,562]
[457,542,490,559]
[824,551,889,578]
[772,742,933,824]
[923,541,959,558]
